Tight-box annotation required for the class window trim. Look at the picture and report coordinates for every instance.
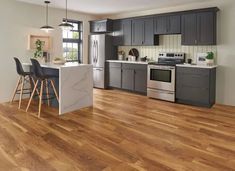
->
[62,19,83,63]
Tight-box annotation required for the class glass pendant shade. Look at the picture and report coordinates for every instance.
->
[40,1,54,32]
[59,0,74,31]
[59,22,74,31]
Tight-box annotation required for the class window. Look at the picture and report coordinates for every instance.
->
[63,19,83,63]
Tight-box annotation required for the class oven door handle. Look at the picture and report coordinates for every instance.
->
[148,65,175,70]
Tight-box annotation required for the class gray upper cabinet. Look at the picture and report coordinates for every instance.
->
[113,19,132,46]
[132,17,157,46]
[169,15,181,34]
[113,20,122,46]
[197,11,216,45]
[90,19,113,33]
[132,19,144,46]
[122,19,132,46]
[181,13,197,45]
[143,18,156,45]
[154,15,181,35]
[181,9,217,45]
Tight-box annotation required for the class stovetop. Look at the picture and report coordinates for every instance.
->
[148,61,178,66]
[148,52,186,66]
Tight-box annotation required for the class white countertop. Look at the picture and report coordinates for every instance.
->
[176,64,218,69]
[23,62,92,69]
[106,60,148,65]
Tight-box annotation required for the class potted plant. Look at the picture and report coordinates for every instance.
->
[34,39,45,62]
[118,51,125,60]
[206,52,214,66]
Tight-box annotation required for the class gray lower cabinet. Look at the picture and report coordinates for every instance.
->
[108,62,147,94]
[134,69,147,94]
[176,66,216,107]
[108,63,122,88]
[122,69,134,90]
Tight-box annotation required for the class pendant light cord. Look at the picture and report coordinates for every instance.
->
[46,2,48,25]
[65,0,68,22]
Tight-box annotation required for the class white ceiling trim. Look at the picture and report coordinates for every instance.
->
[16,0,213,15]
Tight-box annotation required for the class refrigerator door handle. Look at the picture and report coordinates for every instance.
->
[93,41,96,64]
[95,40,98,64]
[96,40,99,64]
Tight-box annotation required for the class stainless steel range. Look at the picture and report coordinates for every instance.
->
[147,52,185,102]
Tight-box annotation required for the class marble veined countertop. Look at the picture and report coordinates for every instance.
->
[176,64,218,69]
[22,62,93,115]
[23,62,92,69]
[106,60,148,65]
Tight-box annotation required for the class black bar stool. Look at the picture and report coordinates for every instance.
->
[11,57,37,109]
[26,59,59,117]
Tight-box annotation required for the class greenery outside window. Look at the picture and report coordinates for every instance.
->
[63,19,83,63]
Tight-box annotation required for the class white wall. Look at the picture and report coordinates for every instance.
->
[104,0,235,106]
[0,0,96,103]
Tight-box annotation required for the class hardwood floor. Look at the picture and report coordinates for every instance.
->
[0,89,235,171]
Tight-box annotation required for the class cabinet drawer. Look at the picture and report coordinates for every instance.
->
[108,62,121,68]
[177,67,210,76]
[122,63,147,70]
[177,74,209,88]
[176,86,209,104]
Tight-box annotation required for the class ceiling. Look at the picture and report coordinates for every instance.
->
[17,0,212,15]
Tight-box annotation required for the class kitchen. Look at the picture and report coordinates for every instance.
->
[0,0,235,170]
[90,7,218,108]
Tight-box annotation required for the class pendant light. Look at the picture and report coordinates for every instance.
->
[40,1,54,32]
[59,0,74,31]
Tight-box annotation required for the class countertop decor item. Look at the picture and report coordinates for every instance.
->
[34,39,44,59]
[118,51,125,60]
[206,52,214,66]
[40,1,54,32]
[53,57,66,65]
[59,0,74,31]
[196,53,207,66]
[128,48,139,60]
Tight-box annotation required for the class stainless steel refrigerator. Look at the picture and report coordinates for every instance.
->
[89,34,116,89]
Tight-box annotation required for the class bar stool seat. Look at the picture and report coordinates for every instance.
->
[11,57,37,109]
[26,58,59,118]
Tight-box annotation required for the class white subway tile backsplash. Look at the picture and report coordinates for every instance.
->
[118,35,217,63]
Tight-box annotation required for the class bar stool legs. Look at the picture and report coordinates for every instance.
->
[38,80,44,118]
[26,80,39,113]
[50,80,59,102]
[11,76,22,103]
[45,79,50,106]
[11,75,33,109]
[26,79,59,118]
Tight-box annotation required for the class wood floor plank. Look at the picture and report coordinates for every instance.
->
[0,89,234,171]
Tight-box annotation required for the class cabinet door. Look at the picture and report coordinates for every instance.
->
[197,11,216,45]
[109,67,122,88]
[181,13,197,45]
[134,69,147,94]
[113,20,122,46]
[93,68,105,88]
[132,19,144,45]
[155,16,168,34]
[122,19,132,46]
[122,69,134,91]
[168,15,181,34]
[176,67,211,106]
[143,18,154,45]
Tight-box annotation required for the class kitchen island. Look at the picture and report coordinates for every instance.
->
[23,62,93,115]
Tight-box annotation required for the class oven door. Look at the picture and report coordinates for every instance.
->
[147,65,175,91]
